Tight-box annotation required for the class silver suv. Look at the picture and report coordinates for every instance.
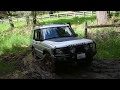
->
[31,23,97,72]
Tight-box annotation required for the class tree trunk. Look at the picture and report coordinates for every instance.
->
[32,11,37,27]
[6,11,14,30]
[8,17,14,30]
[107,11,111,18]
[96,11,110,25]
[26,16,30,25]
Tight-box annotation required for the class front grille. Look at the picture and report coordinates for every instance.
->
[62,47,69,54]
[62,45,85,54]
[75,45,85,53]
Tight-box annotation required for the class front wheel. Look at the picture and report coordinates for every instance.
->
[32,48,39,59]
[85,57,93,65]
[41,54,56,73]
[77,57,93,66]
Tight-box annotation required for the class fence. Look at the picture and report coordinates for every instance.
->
[0,11,96,23]
[84,21,120,38]
[37,11,96,19]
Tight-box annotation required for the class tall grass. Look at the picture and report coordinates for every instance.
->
[13,21,27,28]
[87,27,120,60]
[0,21,27,33]
[96,35,120,60]
[0,27,31,55]
[0,22,10,32]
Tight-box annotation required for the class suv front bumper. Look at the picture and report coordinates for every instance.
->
[53,48,97,62]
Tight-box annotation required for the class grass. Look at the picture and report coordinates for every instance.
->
[13,21,27,28]
[0,27,31,55]
[96,36,120,60]
[38,15,96,25]
[0,22,10,32]
[87,27,120,60]
[0,21,27,33]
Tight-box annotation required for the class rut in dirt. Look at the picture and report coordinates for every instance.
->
[21,52,120,79]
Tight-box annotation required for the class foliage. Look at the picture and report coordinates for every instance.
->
[0,26,31,55]
[87,27,120,60]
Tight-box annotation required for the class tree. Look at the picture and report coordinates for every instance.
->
[15,11,31,25]
[32,11,37,27]
[96,11,110,25]
[0,11,15,29]
[0,11,7,18]
[6,11,15,29]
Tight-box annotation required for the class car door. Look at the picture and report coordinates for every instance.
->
[33,29,43,57]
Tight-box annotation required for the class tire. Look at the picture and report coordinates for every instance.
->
[32,48,39,59]
[41,53,55,73]
[85,57,93,65]
[77,57,93,66]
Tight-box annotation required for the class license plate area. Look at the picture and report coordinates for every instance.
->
[77,53,86,59]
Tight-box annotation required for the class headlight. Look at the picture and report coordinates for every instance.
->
[89,43,96,49]
[70,47,76,53]
[55,49,63,54]
[89,43,93,48]
[84,44,89,50]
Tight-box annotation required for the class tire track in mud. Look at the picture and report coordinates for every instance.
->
[21,52,120,79]
[86,59,120,79]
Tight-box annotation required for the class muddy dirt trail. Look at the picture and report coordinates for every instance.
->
[21,52,120,79]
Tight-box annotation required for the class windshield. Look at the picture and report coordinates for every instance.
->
[41,26,74,40]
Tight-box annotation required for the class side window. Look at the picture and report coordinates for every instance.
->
[33,30,41,40]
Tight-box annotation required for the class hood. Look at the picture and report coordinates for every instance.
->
[43,37,93,48]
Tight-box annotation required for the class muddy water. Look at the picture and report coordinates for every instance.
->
[22,53,120,79]
[55,59,120,79]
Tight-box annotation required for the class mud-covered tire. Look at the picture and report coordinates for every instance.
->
[85,57,93,65]
[32,48,39,59]
[77,57,93,66]
[41,53,55,73]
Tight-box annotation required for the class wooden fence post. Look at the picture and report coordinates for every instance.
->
[85,21,88,38]
[74,12,76,17]
[57,14,59,18]
[91,11,93,16]
[83,11,85,17]
[66,14,68,17]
